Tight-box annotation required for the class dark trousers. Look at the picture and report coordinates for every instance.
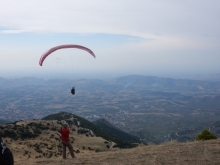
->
[62,141,75,158]
[0,148,14,165]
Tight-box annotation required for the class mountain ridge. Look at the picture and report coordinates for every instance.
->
[42,112,140,148]
[1,75,220,90]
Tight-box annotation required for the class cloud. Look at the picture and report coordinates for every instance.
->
[1,0,220,50]
[0,0,220,77]
[0,0,219,34]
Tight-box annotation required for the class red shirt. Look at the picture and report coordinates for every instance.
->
[60,127,70,142]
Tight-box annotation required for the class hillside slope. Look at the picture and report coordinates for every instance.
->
[93,118,141,143]
[0,117,109,161]
[42,112,139,148]
[14,139,220,165]
[0,112,142,162]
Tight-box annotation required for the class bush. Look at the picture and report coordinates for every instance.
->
[95,149,100,152]
[196,130,217,141]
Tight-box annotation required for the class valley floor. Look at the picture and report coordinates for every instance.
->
[15,139,220,165]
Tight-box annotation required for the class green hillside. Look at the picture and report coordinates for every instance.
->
[0,119,11,124]
[93,118,141,143]
[42,112,140,148]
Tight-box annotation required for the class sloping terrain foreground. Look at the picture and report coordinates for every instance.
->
[15,139,220,165]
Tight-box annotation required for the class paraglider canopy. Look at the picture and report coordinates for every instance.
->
[39,44,96,96]
[39,44,96,66]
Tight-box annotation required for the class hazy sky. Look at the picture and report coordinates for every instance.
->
[0,0,220,79]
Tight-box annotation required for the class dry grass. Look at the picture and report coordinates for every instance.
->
[14,139,220,165]
[3,119,220,164]
[2,119,110,162]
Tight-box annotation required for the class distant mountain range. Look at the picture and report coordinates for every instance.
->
[0,75,220,93]
[109,75,220,93]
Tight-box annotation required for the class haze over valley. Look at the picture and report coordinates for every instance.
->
[1,75,220,144]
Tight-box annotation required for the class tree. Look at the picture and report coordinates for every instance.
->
[196,130,217,141]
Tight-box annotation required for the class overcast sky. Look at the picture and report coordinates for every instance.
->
[0,0,220,79]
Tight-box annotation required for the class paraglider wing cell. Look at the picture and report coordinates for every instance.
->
[39,44,96,66]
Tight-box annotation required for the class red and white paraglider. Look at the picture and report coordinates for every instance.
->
[39,44,96,95]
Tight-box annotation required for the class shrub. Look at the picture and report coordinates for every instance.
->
[196,130,217,141]
[95,149,100,152]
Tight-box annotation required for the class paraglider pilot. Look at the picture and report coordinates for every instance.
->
[71,87,75,95]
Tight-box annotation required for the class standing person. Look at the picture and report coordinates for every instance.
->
[59,124,76,159]
[0,137,14,165]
